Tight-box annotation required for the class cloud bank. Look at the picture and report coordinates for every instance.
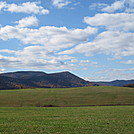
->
[0,16,97,70]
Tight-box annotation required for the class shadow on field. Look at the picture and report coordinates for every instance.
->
[43,104,60,107]
[40,104,134,107]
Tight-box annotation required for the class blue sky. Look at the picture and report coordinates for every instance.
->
[0,0,134,81]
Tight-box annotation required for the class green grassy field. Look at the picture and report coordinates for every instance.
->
[0,106,134,134]
[0,87,134,133]
[0,86,134,107]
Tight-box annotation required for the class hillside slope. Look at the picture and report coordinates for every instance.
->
[0,71,92,89]
[0,86,133,107]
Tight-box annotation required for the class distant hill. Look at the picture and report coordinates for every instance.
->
[0,71,47,79]
[96,80,134,87]
[124,83,134,88]
[1,71,134,89]
[0,71,93,89]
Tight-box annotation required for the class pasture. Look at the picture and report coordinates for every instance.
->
[0,106,134,134]
[0,86,134,133]
[0,86,134,107]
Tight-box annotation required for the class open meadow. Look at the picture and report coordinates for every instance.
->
[0,106,134,134]
[0,86,134,107]
[0,86,134,134]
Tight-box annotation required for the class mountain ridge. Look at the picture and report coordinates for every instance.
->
[0,71,92,89]
[95,79,134,87]
[0,71,134,89]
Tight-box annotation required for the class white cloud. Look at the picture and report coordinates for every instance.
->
[78,60,98,69]
[15,16,39,28]
[85,68,134,81]
[76,10,134,60]
[90,0,134,13]
[80,60,97,64]
[0,46,75,70]
[102,1,124,13]
[0,1,6,10]
[0,49,16,53]
[60,31,134,58]
[120,60,134,64]
[84,13,134,31]
[0,0,133,78]
[52,0,71,8]
[0,25,97,51]
[70,59,98,68]
[89,3,108,10]
[0,1,49,14]
[0,22,97,70]
[0,45,99,70]
[0,68,5,74]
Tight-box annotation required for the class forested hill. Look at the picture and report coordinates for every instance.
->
[96,80,134,87]
[0,71,93,89]
[0,71,134,90]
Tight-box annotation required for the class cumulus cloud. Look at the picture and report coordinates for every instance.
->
[0,45,99,70]
[0,24,97,51]
[102,1,124,13]
[59,1,133,61]
[52,0,71,8]
[90,0,134,13]
[0,46,76,70]
[0,0,133,79]
[60,31,134,58]
[15,16,39,28]
[0,21,97,70]
[78,3,134,60]
[60,12,132,59]
[0,1,49,14]
[84,13,134,31]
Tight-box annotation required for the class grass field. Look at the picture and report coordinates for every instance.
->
[0,87,134,133]
[0,86,134,107]
[0,106,134,134]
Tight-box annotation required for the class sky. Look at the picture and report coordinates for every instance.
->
[0,0,134,81]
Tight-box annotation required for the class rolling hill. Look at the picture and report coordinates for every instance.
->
[0,86,133,107]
